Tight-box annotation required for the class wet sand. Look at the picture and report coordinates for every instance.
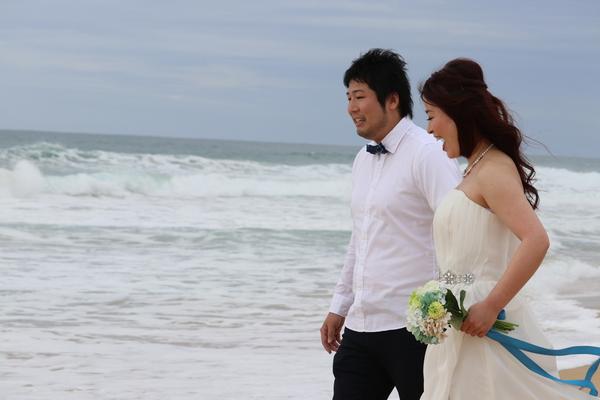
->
[559,365,600,394]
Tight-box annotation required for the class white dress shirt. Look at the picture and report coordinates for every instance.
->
[330,117,461,332]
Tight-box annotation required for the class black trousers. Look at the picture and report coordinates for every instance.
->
[332,327,426,400]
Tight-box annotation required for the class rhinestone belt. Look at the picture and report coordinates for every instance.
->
[439,270,475,285]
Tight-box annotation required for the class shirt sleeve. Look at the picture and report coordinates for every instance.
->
[329,230,356,316]
[328,150,362,317]
[415,142,462,211]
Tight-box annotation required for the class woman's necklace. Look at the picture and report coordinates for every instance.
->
[463,144,494,177]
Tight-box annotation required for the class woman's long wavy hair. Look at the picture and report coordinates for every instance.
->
[420,58,539,209]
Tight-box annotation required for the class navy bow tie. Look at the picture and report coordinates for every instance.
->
[366,143,388,155]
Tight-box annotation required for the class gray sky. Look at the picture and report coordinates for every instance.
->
[1,0,599,157]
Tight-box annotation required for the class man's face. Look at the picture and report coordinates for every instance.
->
[346,80,389,142]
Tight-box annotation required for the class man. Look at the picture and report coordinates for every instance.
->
[320,49,461,399]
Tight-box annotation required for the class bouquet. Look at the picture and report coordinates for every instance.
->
[406,280,518,344]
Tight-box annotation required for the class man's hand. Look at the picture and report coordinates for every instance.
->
[320,312,345,353]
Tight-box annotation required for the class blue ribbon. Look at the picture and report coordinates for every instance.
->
[486,312,600,396]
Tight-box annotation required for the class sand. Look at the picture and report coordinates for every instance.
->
[559,365,600,395]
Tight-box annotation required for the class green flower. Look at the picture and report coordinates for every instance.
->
[427,301,446,320]
[409,292,421,310]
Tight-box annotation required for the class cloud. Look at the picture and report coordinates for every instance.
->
[0,27,317,94]
[0,0,598,155]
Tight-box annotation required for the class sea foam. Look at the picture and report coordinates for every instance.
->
[0,138,598,398]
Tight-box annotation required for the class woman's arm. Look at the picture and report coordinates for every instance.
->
[460,157,550,337]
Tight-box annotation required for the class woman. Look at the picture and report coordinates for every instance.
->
[419,59,596,399]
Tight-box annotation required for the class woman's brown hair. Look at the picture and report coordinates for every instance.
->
[420,58,539,209]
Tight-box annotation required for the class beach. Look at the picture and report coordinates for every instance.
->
[560,366,600,394]
[0,130,599,399]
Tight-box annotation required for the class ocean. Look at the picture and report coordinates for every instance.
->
[0,129,599,399]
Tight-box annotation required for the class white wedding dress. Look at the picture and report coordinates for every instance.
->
[421,189,596,399]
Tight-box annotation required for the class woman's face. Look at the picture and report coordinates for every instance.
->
[423,101,460,158]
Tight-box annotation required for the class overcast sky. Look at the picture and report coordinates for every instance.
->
[1,1,599,157]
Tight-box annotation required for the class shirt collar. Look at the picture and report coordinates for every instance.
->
[376,117,412,154]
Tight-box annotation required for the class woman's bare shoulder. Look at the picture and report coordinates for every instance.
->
[475,149,523,192]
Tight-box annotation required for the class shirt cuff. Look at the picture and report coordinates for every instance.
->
[329,293,353,317]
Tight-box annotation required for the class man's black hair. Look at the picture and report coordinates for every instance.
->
[343,48,413,119]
